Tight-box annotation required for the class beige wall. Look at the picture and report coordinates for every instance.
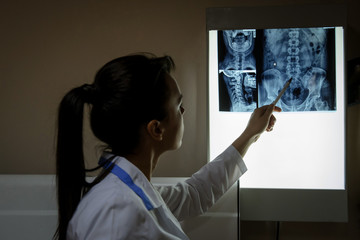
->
[1,0,359,239]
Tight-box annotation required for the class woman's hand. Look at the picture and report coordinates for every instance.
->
[244,104,282,141]
[232,104,281,157]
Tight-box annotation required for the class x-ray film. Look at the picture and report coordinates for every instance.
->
[218,27,336,112]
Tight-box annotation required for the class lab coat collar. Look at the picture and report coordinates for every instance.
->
[101,152,164,209]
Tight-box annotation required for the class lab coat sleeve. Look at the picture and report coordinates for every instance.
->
[156,145,247,221]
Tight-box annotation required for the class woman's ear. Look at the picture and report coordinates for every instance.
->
[146,120,164,141]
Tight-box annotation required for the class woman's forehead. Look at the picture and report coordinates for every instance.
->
[165,74,182,97]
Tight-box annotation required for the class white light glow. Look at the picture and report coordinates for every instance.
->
[208,28,345,190]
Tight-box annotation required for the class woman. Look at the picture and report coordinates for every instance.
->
[54,53,280,240]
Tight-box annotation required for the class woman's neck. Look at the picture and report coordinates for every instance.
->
[124,148,160,181]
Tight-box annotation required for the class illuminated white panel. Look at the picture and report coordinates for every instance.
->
[208,27,345,190]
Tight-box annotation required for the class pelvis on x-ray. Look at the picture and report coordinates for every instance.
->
[218,28,336,112]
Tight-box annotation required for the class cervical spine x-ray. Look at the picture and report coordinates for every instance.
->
[218,27,336,112]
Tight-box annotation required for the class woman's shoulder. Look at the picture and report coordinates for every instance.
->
[67,175,150,239]
[71,174,148,223]
[83,174,141,208]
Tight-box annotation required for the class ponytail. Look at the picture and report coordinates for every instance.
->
[54,84,92,240]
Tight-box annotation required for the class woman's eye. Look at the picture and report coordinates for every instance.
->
[180,105,185,114]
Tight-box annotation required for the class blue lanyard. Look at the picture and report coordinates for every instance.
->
[99,156,154,211]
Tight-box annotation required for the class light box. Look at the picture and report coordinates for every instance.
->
[207,5,347,222]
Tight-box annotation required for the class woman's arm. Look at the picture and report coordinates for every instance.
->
[158,104,281,220]
[157,145,245,221]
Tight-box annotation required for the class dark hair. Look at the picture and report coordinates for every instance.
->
[54,53,175,240]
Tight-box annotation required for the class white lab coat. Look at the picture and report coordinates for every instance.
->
[66,145,247,239]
